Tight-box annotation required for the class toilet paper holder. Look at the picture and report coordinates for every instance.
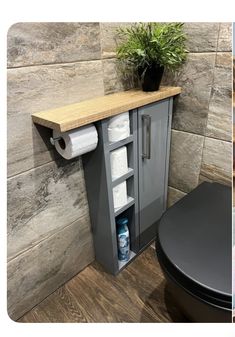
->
[50,136,62,146]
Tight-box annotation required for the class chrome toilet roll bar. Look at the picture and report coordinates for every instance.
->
[50,136,62,146]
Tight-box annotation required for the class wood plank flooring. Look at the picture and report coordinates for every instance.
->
[18,246,188,323]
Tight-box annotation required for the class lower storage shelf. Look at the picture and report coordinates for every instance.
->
[118,250,136,270]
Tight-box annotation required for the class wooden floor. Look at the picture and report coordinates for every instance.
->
[18,246,188,323]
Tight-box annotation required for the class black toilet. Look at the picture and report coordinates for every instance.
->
[156,182,232,322]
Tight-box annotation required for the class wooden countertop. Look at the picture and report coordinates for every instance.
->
[31,87,181,132]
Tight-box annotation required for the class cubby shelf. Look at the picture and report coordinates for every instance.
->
[114,196,135,217]
[108,135,133,151]
[112,168,134,187]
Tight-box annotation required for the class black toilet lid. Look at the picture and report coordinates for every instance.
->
[158,182,232,300]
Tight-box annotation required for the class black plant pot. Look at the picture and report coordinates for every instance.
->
[138,63,164,92]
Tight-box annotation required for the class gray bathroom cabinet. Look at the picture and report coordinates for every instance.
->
[83,97,173,275]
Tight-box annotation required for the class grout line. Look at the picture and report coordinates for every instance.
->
[7,213,90,263]
[7,58,104,70]
[171,128,232,143]
[204,134,232,143]
[7,51,232,71]
[197,23,221,185]
[7,158,56,180]
[171,128,204,137]
[188,51,231,54]
[8,154,83,180]
[168,184,187,194]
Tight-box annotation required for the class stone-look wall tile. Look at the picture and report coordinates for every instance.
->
[214,52,232,84]
[169,130,204,193]
[7,61,104,116]
[100,22,132,59]
[206,53,232,141]
[184,23,219,52]
[102,58,137,94]
[167,186,186,208]
[7,61,104,176]
[100,22,220,56]
[7,23,101,67]
[200,137,232,186]
[162,53,216,135]
[233,59,235,90]
[7,158,89,260]
[7,117,57,178]
[7,216,94,320]
[217,23,232,51]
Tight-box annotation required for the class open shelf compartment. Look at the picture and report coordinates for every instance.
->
[108,110,134,150]
[113,175,135,216]
[108,135,133,151]
[112,168,134,187]
[115,204,139,270]
[110,141,135,187]
[118,250,136,270]
[114,196,135,217]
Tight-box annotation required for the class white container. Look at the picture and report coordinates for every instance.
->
[110,146,128,180]
[108,112,130,143]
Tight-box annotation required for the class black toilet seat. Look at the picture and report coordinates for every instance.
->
[156,182,232,310]
[157,240,231,309]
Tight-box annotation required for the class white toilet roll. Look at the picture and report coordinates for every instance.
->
[108,112,130,143]
[113,181,128,209]
[53,124,98,160]
[108,112,129,129]
[110,146,128,180]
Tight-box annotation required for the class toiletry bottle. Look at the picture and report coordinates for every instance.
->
[117,218,130,262]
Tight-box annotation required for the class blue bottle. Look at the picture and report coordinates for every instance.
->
[117,218,130,262]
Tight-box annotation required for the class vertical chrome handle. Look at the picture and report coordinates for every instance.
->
[142,114,151,159]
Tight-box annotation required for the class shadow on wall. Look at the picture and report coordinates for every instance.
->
[32,123,59,164]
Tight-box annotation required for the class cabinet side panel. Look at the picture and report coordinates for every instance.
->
[83,121,118,274]
[163,97,173,210]
[130,109,140,253]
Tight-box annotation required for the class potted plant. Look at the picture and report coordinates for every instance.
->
[116,23,188,92]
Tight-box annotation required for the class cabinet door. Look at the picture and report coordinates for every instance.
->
[138,99,171,249]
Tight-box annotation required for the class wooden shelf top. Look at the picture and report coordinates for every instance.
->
[31,86,181,132]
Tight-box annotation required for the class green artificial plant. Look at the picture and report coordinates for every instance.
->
[116,22,188,73]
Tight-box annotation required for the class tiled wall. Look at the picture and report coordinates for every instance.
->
[7,23,103,320]
[7,22,232,320]
[162,23,232,205]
